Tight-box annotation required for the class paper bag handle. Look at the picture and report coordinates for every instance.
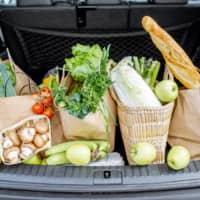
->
[163,64,174,81]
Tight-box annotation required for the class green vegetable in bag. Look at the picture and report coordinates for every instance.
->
[65,44,103,81]
[111,57,161,107]
[132,56,160,88]
[64,44,112,119]
[0,62,16,97]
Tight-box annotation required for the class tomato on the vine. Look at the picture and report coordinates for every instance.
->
[40,87,51,97]
[43,107,54,119]
[42,96,53,107]
[32,103,44,114]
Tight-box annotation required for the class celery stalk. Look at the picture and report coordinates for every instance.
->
[149,61,160,88]
[133,56,141,74]
[139,57,146,75]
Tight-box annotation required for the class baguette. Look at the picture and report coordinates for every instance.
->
[142,16,200,89]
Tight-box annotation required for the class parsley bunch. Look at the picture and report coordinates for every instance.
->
[67,71,111,118]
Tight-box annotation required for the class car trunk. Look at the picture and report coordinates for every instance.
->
[0,0,200,199]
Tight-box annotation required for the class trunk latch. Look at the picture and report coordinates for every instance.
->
[93,168,123,185]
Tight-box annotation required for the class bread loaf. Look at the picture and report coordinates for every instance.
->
[142,16,200,89]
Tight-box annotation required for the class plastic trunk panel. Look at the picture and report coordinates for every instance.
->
[0,161,200,193]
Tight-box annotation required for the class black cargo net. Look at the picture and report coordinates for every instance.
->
[193,46,200,67]
[15,28,186,70]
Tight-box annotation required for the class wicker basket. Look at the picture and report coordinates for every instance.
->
[110,88,174,165]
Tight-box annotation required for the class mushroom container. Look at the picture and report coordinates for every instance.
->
[0,115,51,165]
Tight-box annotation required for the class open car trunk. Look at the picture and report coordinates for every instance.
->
[1,0,200,199]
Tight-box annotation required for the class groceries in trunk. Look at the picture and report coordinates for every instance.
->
[1,15,200,170]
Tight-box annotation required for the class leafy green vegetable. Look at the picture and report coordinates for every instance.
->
[65,44,103,81]
[0,62,16,87]
[0,63,16,97]
[65,44,111,119]
[52,85,68,109]
[132,56,160,88]
[67,71,111,118]
[52,43,111,119]
[54,43,112,124]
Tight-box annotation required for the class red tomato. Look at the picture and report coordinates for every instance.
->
[40,87,51,97]
[42,96,53,107]
[32,103,44,114]
[43,107,54,119]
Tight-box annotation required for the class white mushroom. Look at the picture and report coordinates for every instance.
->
[2,136,14,149]
[33,134,49,148]
[17,127,36,143]
[7,130,21,146]
[3,146,20,164]
[20,143,36,160]
[34,119,49,134]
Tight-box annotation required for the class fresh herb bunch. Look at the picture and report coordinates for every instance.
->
[67,71,112,118]
[65,44,111,119]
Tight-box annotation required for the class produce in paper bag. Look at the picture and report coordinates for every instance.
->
[59,78,116,151]
[53,44,116,151]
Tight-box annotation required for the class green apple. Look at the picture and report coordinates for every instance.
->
[130,142,156,165]
[66,144,91,166]
[23,154,42,165]
[155,80,178,103]
[167,146,190,170]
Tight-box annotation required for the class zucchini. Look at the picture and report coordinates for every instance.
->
[46,152,70,165]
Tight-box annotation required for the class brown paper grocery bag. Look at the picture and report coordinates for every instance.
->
[59,75,116,152]
[0,96,35,131]
[51,112,66,145]
[0,96,66,145]
[59,92,116,152]
[168,88,200,160]
[14,64,37,95]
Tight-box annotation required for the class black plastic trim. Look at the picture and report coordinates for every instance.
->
[0,161,200,193]
[6,22,191,37]
[1,188,200,200]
